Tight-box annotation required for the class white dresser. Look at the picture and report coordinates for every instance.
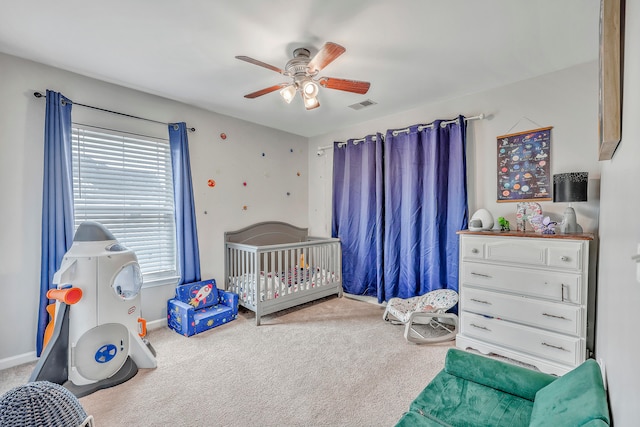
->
[455,230,594,376]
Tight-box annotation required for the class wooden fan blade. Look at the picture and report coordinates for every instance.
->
[318,77,371,94]
[236,56,285,74]
[308,42,346,73]
[244,83,290,99]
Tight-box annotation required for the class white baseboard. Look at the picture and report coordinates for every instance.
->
[146,318,167,331]
[344,293,383,306]
[0,351,37,371]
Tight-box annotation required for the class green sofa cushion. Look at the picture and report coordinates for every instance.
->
[445,348,556,401]
[407,369,535,427]
[530,359,610,427]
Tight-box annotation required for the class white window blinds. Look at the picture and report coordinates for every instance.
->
[72,125,177,283]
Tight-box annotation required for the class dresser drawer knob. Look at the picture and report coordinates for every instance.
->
[542,312,569,320]
[470,298,491,305]
[542,342,568,352]
[471,248,479,254]
[561,256,569,262]
[470,323,491,331]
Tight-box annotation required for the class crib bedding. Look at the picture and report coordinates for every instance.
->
[230,268,337,304]
[224,221,342,325]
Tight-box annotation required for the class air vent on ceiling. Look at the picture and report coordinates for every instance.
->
[348,99,377,110]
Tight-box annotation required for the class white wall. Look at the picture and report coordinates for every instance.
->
[0,53,308,367]
[596,1,640,424]
[308,61,601,237]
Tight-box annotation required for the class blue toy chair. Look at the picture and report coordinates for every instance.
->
[167,279,238,336]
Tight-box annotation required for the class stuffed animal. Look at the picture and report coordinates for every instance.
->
[529,215,557,235]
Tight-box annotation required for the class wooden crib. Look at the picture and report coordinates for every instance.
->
[224,221,342,325]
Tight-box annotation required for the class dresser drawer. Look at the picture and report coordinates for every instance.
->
[460,262,582,304]
[460,236,584,271]
[461,287,582,336]
[547,245,583,270]
[460,312,582,366]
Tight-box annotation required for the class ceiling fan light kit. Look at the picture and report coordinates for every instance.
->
[236,42,370,110]
[302,80,319,98]
[280,85,296,104]
[303,92,320,110]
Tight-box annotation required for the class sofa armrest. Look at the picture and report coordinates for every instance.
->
[530,359,610,426]
[167,298,197,336]
[218,290,239,315]
[445,348,556,401]
[395,410,451,426]
[169,299,195,315]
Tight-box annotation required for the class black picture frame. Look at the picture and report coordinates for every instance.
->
[497,127,552,202]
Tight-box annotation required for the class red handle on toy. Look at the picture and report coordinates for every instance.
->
[138,317,147,338]
[47,287,83,305]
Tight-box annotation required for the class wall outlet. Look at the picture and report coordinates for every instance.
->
[597,358,607,390]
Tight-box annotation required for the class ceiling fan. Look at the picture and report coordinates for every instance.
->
[236,42,371,110]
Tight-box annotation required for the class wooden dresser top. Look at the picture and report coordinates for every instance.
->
[457,230,595,241]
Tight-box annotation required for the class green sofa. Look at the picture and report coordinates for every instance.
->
[396,348,610,426]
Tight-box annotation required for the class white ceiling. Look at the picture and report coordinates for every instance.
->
[0,0,600,138]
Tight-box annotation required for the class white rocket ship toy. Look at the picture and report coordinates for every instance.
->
[31,221,157,396]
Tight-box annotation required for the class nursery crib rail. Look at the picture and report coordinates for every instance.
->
[225,236,342,325]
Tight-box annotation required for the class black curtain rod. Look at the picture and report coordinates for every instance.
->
[33,91,195,132]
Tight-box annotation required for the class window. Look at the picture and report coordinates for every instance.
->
[72,125,177,285]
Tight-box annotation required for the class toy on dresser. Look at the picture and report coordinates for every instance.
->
[515,202,542,232]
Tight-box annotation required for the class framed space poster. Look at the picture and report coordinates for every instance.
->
[497,126,552,202]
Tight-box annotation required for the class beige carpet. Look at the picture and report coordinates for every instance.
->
[1,296,452,426]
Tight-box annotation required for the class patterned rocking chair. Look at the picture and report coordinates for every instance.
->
[383,289,459,344]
